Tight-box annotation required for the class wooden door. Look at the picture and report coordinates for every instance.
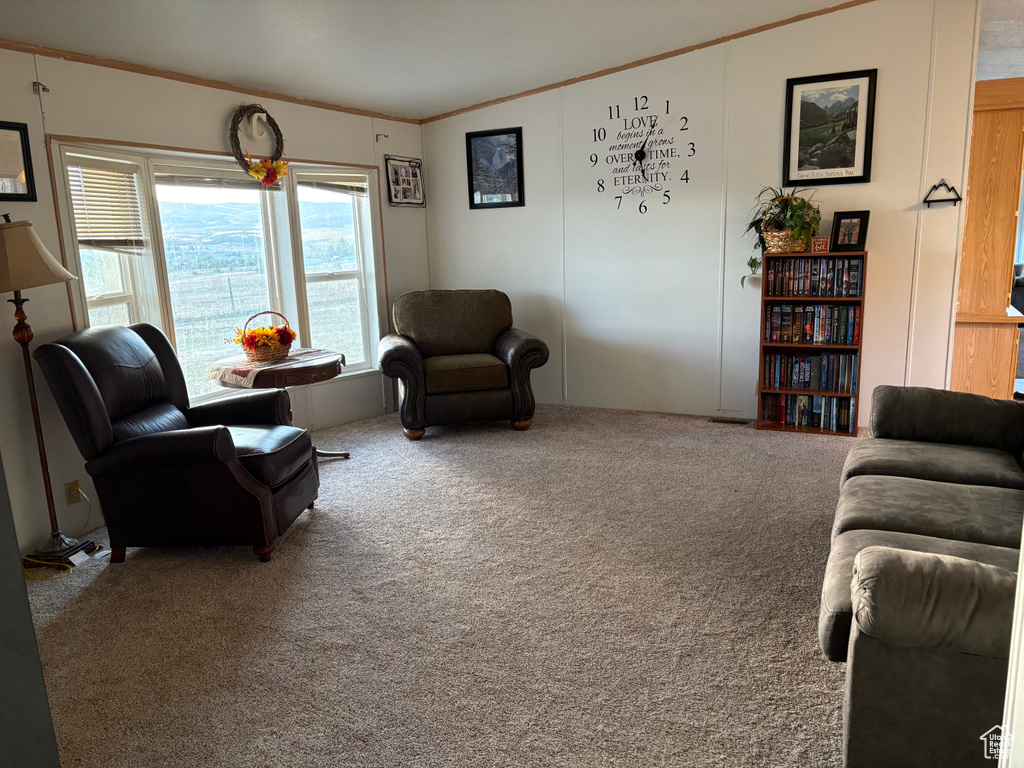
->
[951,78,1024,398]
[957,107,1024,314]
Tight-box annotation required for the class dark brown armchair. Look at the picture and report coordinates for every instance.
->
[378,290,549,439]
[34,323,318,562]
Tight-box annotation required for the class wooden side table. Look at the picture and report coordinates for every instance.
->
[210,351,350,459]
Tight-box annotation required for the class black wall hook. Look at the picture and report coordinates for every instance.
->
[923,179,962,208]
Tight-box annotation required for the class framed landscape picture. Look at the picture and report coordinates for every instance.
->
[0,121,36,202]
[466,127,524,209]
[783,69,877,187]
[829,210,870,252]
[384,155,425,207]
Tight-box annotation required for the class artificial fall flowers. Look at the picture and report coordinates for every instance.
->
[233,324,297,351]
[246,152,290,187]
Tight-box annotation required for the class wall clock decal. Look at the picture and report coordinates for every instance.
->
[588,95,694,213]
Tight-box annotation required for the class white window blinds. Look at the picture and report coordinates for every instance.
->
[297,175,368,197]
[67,164,145,249]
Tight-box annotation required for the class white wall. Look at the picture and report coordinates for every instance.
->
[0,50,430,553]
[424,0,978,421]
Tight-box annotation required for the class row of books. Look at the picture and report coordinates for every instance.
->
[762,353,859,393]
[761,394,856,433]
[765,257,864,298]
[765,303,862,346]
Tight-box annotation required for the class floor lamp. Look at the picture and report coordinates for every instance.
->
[0,214,84,560]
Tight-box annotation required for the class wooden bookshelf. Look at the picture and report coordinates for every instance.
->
[756,251,866,436]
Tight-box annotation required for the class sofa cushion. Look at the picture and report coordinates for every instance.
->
[228,426,313,488]
[423,353,508,394]
[819,529,1019,661]
[841,438,1024,490]
[834,475,1024,548]
[393,290,513,357]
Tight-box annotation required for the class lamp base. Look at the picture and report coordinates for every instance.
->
[27,533,97,568]
[38,529,79,554]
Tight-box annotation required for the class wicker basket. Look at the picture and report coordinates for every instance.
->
[762,229,807,254]
[241,311,293,363]
[761,195,810,254]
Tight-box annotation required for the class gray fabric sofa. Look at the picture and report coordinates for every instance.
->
[818,385,1023,767]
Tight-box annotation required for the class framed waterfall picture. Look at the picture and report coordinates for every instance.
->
[466,127,524,209]
[783,69,877,186]
[384,155,425,207]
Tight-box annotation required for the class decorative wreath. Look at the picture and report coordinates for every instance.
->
[229,104,289,186]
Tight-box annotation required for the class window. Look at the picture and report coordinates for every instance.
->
[295,173,372,367]
[60,146,383,399]
[65,156,159,328]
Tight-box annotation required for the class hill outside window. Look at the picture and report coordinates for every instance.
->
[57,145,383,399]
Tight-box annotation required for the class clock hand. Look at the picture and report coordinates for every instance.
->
[633,119,657,181]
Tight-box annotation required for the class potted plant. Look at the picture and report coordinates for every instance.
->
[742,185,822,286]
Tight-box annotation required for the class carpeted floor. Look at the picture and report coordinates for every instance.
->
[28,405,852,767]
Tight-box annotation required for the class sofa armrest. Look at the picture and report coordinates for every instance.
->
[377,334,425,429]
[85,427,238,478]
[869,385,1024,457]
[852,546,1016,659]
[187,389,291,427]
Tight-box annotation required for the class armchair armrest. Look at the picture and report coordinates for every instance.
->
[85,426,238,478]
[377,334,425,429]
[378,334,424,379]
[187,389,291,427]
[852,546,1015,659]
[495,327,549,371]
[495,327,549,423]
[870,385,1024,457]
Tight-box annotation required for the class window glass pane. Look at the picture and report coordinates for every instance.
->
[297,184,357,274]
[87,303,132,327]
[156,183,270,397]
[79,247,127,297]
[307,279,365,366]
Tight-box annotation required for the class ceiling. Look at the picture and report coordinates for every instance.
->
[0,0,859,120]
[978,0,1024,80]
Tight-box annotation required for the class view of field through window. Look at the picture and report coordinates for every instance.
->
[67,153,374,400]
[151,180,367,396]
[296,183,366,366]
[156,183,270,396]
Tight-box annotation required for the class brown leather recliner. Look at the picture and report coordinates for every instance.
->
[34,323,318,562]
[377,290,549,439]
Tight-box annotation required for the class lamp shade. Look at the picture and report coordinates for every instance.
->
[0,220,75,293]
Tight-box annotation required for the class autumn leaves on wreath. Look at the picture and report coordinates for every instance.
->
[742,185,822,287]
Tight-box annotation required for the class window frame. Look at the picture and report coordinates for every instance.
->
[289,169,375,368]
[55,141,387,402]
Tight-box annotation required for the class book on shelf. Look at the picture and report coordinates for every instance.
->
[766,255,864,298]
[765,304,862,345]
[761,393,856,433]
[762,352,859,393]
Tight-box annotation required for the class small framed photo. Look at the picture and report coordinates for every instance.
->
[829,211,870,252]
[384,155,425,208]
[466,127,524,209]
[783,69,877,187]
[811,236,830,253]
[0,121,36,202]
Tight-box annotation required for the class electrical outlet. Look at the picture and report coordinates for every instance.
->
[65,480,82,505]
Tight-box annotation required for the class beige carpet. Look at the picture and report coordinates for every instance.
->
[29,405,851,767]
